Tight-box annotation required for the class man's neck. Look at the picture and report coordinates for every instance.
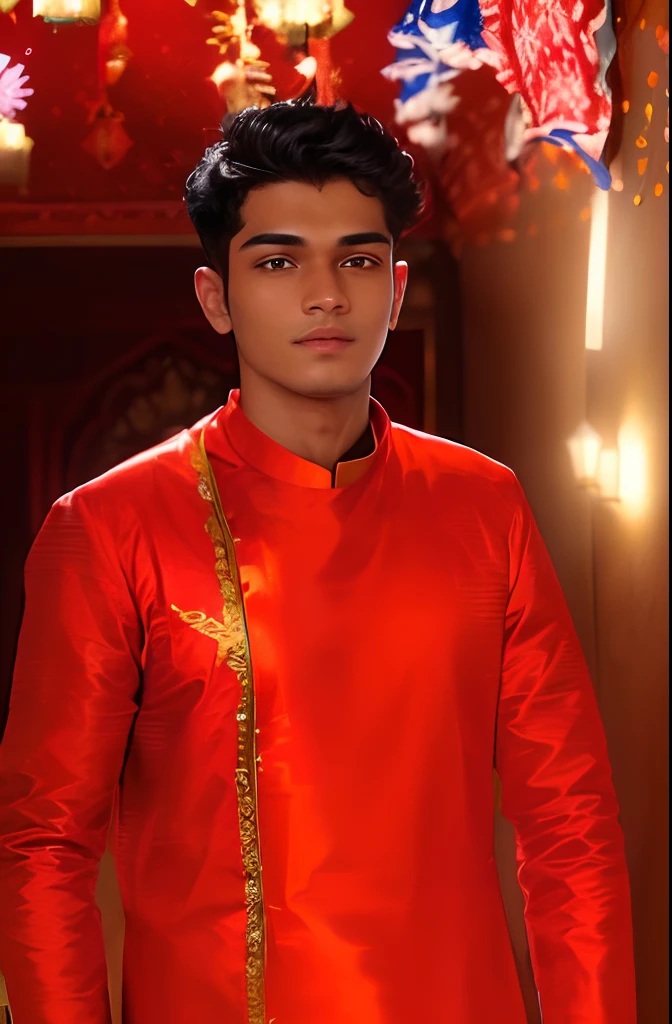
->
[237,372,372,473]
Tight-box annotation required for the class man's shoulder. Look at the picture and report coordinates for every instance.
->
[390,421,516,486]
[52,410,216,519]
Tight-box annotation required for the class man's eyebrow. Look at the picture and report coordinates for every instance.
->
[336,232,391,247]
[237,231,392,251]
[238,233,305,250]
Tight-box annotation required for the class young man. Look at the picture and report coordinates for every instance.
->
[0,102,636,1024]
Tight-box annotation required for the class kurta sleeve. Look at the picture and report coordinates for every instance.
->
[0,491,143,1024]
[495,472,637,1024]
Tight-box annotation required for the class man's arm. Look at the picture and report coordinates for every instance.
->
[495,472,637,1024]
[0,492,142,1024]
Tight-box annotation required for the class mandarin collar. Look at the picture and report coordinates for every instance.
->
[204,389,391,490]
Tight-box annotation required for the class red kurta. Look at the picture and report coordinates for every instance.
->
[0,391,636,1023]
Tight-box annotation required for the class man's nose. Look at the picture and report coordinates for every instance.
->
[301,267,350,315]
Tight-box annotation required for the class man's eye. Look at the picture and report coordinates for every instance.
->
[342,256,377,269]
[259,257,294,270]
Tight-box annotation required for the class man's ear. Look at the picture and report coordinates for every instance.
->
[389,260,409,331]
[194,267,233,335]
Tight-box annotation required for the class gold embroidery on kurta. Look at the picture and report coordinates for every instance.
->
[190,432,266,1024]
[170,605,245,665]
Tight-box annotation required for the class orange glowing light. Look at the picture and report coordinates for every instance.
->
[633,194,642,205]
[645,103,653,122]
[640,18,646,29]
[654,183,664,196]
[579,206,591,221]
[638,157,648,174]
[622,100,630,113]
[648,71,659,88]
[656,25,664,38]
[635,135,648,148]
[553,170,569,190]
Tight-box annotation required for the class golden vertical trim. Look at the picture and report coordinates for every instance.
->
[191,430,266,1024]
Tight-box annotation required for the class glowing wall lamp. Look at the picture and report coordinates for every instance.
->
[0,117,33,188]
[567,422,602,487]
[33,0,101,24]
[568,421,648,511]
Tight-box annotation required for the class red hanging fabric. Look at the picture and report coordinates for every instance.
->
[478,0,612,161]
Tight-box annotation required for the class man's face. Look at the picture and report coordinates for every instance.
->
[195,178,408,399]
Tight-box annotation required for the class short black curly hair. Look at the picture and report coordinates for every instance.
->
[185,100,425,276]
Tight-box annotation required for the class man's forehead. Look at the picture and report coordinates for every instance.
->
[237,178,389,236]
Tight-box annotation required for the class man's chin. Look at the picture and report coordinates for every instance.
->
[289,377,371,401]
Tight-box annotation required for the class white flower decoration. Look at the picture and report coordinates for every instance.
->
[0,54,35,120]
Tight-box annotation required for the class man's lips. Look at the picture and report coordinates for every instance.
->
[294,327,355,344]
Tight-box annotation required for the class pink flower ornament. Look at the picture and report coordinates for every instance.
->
[0,54,35,120]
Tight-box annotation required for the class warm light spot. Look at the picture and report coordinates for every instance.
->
[622,100,630,113]
[645,103,653,122]
[638,157,649,174]
[611,178,624,191]
[633,194,642,205]
[541,141,561,164]
[666,161,669,173]
[554,170,569,190]
[640,18,646,29]
[527,174,541,191]
[648,71,659,88]
[635,135,648,148]
[656,25,665,39]
[567,423,602,484]
[654,182,664,196]
[617,424,647,511]
[579,205,592,221]
[596,450,620,501]
[585,188,609,351]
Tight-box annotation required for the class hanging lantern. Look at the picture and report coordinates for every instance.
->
[81,106,132,169]
[99,0,131,87]
[257,0,352,40]
[256,0,352,104]
[0,117,34,188]
[33,0,101,25]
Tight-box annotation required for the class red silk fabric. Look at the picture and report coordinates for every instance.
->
[479,0,613,160]
[0,391,636,1022]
